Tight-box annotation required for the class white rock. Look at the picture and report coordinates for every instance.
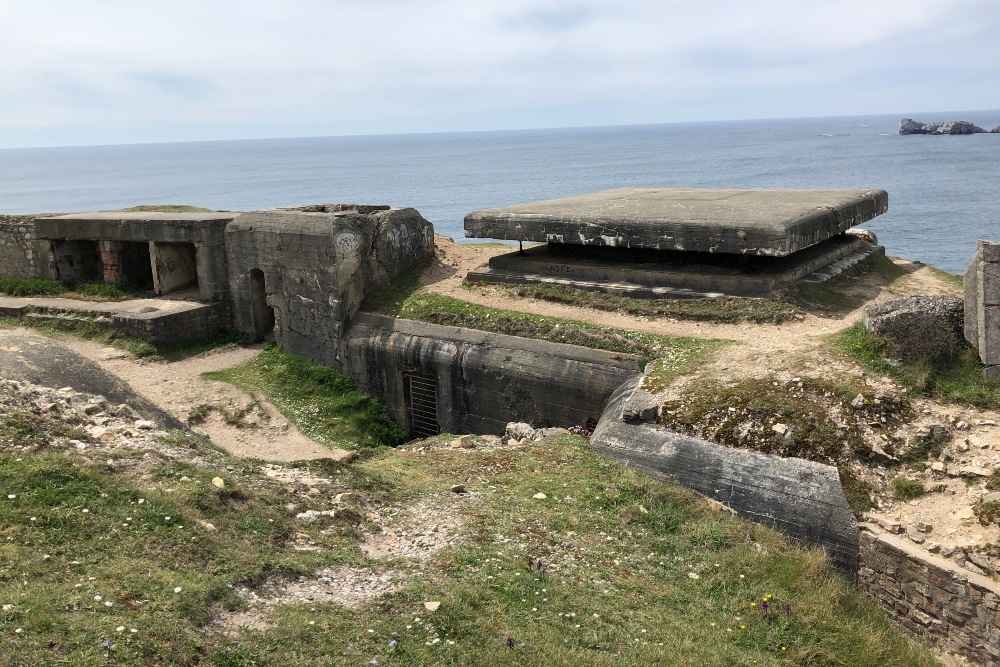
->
[532,493,547,500]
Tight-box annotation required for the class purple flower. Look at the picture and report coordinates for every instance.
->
[213,619,223,626]
[101,639,115,650]
[506,637,516,649]
[370,660,378,665]
[761,601,769,612]
[389,640,397,648]
[527,557,534,567]
[784,603,791,614]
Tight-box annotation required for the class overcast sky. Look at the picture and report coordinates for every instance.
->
[1,0,997,148]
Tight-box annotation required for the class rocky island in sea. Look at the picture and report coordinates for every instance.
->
[899,117,1000,134]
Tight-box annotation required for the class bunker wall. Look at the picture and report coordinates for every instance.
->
[340,314,641,436]
[0,216,37,278]
[965,239,1000,380]
[590,377,860,573]
[225,207,433,365]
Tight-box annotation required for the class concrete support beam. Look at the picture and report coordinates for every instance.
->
[965,239,1000,381]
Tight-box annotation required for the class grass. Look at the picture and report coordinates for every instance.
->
[202,344,406,449]
[780,254,909,313]
[889,477,927,500]
[927,265,964,288]
[833,322,1000,410]
[481,283,804,324]
[365,283,726,368]
[0,407,940,666]
[0,277,149,302]
[1,314,251,362]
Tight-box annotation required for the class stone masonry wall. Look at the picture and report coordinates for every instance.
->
[965,239,1000,380]
[0,216,36,278]
[858,524,1000,666]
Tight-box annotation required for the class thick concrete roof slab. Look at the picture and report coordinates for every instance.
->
[465,187,888,256]
[35,211,236,243]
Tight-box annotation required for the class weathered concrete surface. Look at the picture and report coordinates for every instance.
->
[0,216,37,278]
[591,376,859,573]
[34,212,234,302]
[859,524,1000,666]
[965,240,1000,380]
[340,313,641,436]
[465,188,888,257]
[226,206,433,365]
[469,234,878,298]
[863,295,965,363]
[0,331,181,428]
[0,296,226,344]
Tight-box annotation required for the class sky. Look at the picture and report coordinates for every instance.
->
[1,0,998,148]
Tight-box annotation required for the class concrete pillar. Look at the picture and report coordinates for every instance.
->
[965,240,1000,381]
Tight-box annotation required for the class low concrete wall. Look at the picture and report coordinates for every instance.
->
[0,216,36,278]
[858,524,1000,666]
[965,239,1000,380]
[339,313,641,435]
[590,377,859,573]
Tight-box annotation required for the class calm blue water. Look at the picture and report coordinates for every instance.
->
[2,112,998,274]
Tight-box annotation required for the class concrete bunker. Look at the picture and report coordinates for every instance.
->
[34,211,235,302]
[464,187,888,298]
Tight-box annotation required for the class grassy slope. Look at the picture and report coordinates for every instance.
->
[202,345,406,449]
[0,427,938,667]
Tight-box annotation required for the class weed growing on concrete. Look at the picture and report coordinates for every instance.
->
[660,376,912,464]
[0,277,148,301]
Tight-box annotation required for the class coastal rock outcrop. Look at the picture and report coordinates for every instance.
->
[899,118,986,135]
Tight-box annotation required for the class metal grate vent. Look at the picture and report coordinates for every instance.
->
[404,372,439,438]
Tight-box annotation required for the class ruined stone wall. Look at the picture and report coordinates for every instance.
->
[0,216,36,278]
[225,206,433,365]
[340,314,641,435]
[965,239,1000,380]
[858,524,1000,666]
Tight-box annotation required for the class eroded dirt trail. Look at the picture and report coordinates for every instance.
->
[27,329,350,462]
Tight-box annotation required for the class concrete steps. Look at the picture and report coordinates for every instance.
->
[799,245,884,283]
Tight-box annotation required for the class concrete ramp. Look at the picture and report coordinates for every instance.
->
[591,377,859,574]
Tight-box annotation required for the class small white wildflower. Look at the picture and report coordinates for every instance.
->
[93,595,102,601]
[7,494,15,499]
[116,626,125,632]
[104,601,113,607]
[173,587,182,594]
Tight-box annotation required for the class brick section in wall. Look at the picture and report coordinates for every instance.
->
[858,524,1000,666]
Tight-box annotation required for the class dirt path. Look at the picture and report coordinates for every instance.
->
[21,329,351,462]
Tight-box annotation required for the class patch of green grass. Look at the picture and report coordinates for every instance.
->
[481,282,803,324]
[839,466,875,515]
[113,204,215,213]
[0,425,940,666]
[987,469,1000,492]
[927,265,964,288]
[366,287,725,365]
[660,376,912,464]
[0,277,149,302]
[203,344,405,449]
[833,322,1000,410]
[896,428,951,464]
[889,477,927,500]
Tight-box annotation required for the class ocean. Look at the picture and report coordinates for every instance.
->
[2,111,998,274]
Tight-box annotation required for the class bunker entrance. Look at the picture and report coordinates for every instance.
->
[151,242,198,296]
[51,240,102,283]
[403,370,439,438]
[119,242,154,290]
[249,269,275,341]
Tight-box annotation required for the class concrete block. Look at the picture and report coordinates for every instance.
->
[465,187,888,257]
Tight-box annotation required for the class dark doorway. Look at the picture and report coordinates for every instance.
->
[119,242,154,290]
[403,371,439,438]
[249,269,275,341]
[51,240,101,283]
